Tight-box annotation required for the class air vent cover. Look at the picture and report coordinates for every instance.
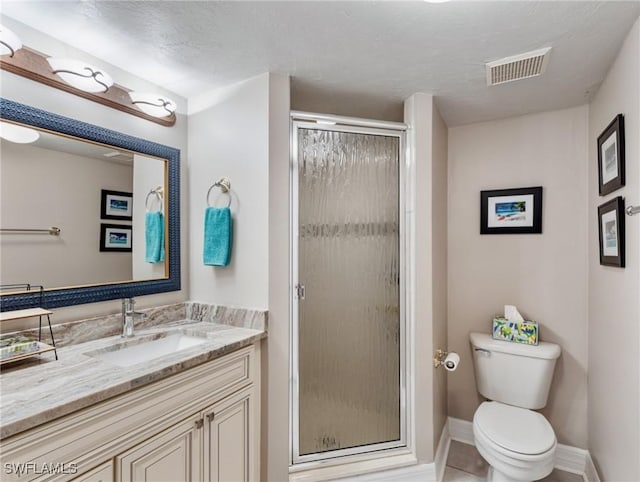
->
[486,47,551,86]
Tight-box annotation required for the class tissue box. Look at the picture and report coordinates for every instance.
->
[492,318,539,345]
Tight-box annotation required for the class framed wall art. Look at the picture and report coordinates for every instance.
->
[598,196,625,268]
[597,114,625,196]
[480,186,543,234]
[100,223,132,252]
[100,189,133,221]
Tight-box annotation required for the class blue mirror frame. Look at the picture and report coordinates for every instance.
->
[0,98,181,311]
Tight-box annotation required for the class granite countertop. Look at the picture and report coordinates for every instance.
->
[0,319,266,439]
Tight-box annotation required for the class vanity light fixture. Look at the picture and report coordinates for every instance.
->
[47,58,114,93]
[0,25,22,57]
[0,33,175,126]
[128,92,177,118]
[0,121,40,144]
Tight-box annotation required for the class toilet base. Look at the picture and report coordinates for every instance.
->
[487,466,532,482]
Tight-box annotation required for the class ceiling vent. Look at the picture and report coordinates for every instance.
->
[486,47,551,86]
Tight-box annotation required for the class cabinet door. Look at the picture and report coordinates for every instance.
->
[204,387,256,482]
[71,460,113,482]
[116,415,202,482]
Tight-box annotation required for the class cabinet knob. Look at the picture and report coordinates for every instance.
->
[195,418,204,429]
[206,412,215,422]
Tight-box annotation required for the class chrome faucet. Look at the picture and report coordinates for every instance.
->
[121,298,145,338]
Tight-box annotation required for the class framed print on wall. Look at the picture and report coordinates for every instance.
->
[480,186,543,234]
[598,196,625,268]
[101,189,133,221]
[597,114,625,196]
[100,223,132,252]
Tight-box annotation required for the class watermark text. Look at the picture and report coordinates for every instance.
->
[4,462,78,476]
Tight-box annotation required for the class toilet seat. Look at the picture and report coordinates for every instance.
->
[474,401,556,455]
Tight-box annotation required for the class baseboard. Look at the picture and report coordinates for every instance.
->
[584,452,601,482]
[448,416,474,444]
[434,422,451,482]
[447,417,600,480]
[554,443,590,475]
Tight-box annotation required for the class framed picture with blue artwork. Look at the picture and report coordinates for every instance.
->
[597,114,625,196]
[480,186,543,234]
[598,196,625,267]
[100,223,132,252]
[100,189,133,221]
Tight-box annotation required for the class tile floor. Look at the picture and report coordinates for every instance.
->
[444,441,585,482]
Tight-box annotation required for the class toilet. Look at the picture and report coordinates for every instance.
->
[469,332,561,482]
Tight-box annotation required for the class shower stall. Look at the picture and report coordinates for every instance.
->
[290,113,407,466]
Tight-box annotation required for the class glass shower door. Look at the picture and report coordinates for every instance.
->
[292,125,404,463]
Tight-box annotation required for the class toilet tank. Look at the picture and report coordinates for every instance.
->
[469,332,561,409]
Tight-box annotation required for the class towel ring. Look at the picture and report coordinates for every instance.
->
[145,186,164,212]
[206,177,232,208]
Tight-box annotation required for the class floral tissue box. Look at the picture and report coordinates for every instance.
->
[492,318,539,345]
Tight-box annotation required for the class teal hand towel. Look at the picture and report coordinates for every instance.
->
[145,211,165,263]
[203,207,233,266]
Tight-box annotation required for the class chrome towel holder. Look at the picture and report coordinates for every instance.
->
[145,186,164,212]
[207,177,232,208]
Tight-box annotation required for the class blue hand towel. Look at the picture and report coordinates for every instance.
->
[145,211,165,263]
[203,206,233,266]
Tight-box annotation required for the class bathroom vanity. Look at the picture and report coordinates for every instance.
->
[0,317,264,482]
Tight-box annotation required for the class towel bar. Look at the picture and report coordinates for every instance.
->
[626,205,640,216]
[0,227,60,235]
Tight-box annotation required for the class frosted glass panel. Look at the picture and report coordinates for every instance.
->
[297,128,400,456]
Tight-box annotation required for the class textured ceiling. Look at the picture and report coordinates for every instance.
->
[2,1,640,125]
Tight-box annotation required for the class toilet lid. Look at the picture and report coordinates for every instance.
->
[474,402,555,455]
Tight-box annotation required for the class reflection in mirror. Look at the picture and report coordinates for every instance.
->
[0,98,180,311]
[1,129,167,292]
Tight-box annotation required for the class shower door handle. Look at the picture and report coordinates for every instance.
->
[295,284,306,300]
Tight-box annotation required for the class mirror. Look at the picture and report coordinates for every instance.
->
[0,98,181,311]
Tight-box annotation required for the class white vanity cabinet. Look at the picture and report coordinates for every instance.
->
[114,386,257,482]
[203,386,254,482]
[70,461,113,482]
[116,414,202,482]
[1,343,260,482]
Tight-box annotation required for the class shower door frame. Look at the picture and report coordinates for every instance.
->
[289,115,409,467]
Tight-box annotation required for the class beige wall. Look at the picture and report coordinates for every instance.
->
[132,154,167,280]
[431,102,448,451]
[187,74,270,309]
[265,73,291,482]
[404,93,448,463]
[587,17,640,481]
[447,105,589,448]
[1,141,133,288]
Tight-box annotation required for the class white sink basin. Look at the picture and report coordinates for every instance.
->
[87,333,207,367]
